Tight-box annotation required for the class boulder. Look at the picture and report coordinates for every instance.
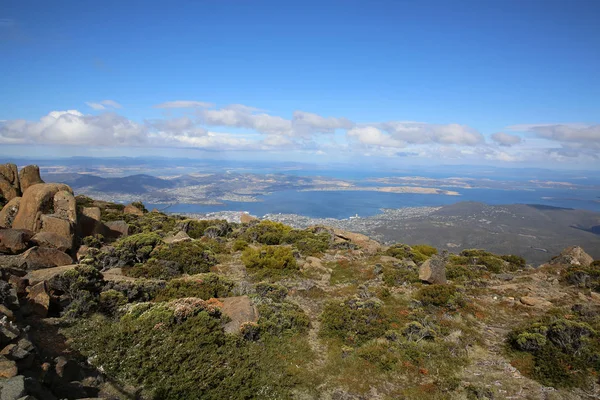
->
[105,220,129,238]
[25,265,77,286]
[52,191,77,223]
[220,296,259,334]
[18,247,73,271]
[549,246,594,267]
[18,165,44,193]
[79,207,102,237]
[0,198,21,229]
[0,164,19,192]
[419,254,447,284]
[123,204,143,216]
[0,177,18,204]
[0,229,34,255]
[0,355,17,378]
[12,183,72,232]
[39,215,73,239]
[240,213,258,224]
[163,231,191,244]
[27,281,50,317]
[0,375,26,400]
[30,232,71,253]
[520,296,552,308]
[54,356,81,382]
[332,228,381,254]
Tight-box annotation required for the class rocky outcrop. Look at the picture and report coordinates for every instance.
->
[105,220,129,238]
[12,184,73,232]
[0,163,20,203]
[0,198,21,229]
[0,229,34,255]
[123,204,143,216]
[419,253,447,284]
[78,207,102,237]
[25,265,78,286]
[163,231,191,244]
[18,165,44,194]
[331,228,382,254]
[15,247,73,271]
[549,245,594,267]
[26,282,51,317]
[30,232,71,253]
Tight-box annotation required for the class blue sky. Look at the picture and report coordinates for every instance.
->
[1,0,599,168]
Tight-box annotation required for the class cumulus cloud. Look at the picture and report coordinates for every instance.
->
[379,122,485,146]
[292,111,354,137]
[0,110,146,146]
[347,126,404,148]
[509,123,600,147]
[199,105,293,135]
[491,132,522,146]
[154,100,213,109]
[86,99,122,110]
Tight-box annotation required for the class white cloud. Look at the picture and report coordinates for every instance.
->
[347,126,404,148]
[0,110,146,146]
[154,100,213,109]
[379,122,485,146]
[507,123,600,157]
[86,99,122,110]
[292,111,354,137]
[491,132,522,146]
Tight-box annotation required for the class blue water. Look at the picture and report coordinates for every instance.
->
[147,187,600,219]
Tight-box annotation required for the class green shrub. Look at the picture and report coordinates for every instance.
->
[257,301,310,336]
[64,303,307,399]
[382,265,419,286]
[564,263,600,292]
[242,220,291,245]
[412,244,438,257]
[507,316,600,388]
[241,246,298,279]
[255,282,288,301]
[83,234,104,249]
[501,254,526,269]
[320,297,390,346]
[233,239,249,251]
[282,229,330,255]
[151,241,218,275]
[414,284,463,308]
[99,289,127,316]
[155,274,234,301]
[124,259,181,280]
[50,265,105,319]
[385,244,428,264]
[186,219,232,239]
[115,233,162,265]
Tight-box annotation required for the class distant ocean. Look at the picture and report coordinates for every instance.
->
[147,187,600,219]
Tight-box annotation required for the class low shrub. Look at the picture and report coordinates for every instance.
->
[154,274,234,301]
[82,234,104,249]
[241,220,291,245]
[151,241,218,275]
[64,302,308,399]
[241,246,298,279]
[383,265,420,286]
[414,284,463,309]
[320,297,390,346]
[115,233,162,265]
[385,244,428,264]
[257,301,310,336]
[233,239,249,252]
[412,244,438,257]
[564,262,600,292]
[99,289,127,316]
[507,315,600,388]
[255,282,288,301]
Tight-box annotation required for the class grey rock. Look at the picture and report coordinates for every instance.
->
[0,375,26,400]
